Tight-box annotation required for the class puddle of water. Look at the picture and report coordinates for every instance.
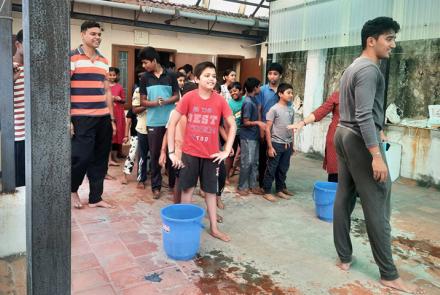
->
[194,250,298,295]
[351,218,368,238]
[393,236,440,279]
[394,237,440,259]
[144,272,163,283]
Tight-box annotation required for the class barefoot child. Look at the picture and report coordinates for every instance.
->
[167,61,237,242]
[237,78,266,196]
[262,83,295,202]
[121,108,138,184]
[225,82,243,185]
[109,67,126,165]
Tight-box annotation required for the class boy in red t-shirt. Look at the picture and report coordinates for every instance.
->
[167,62,237,242]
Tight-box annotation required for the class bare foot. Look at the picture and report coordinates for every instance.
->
[263,194,277,202]
[217,198,225,210]
[109,160,120,166]
[105,174,116,180]
[88,200,115,209]
[380,278,425,294]
[71,192,83,209]
[210,229,230,242]
[276,191,291,200]
[337,260,352,271]
[121,175,128,185]
[136,182,145,189]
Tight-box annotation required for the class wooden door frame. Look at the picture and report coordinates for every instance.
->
[112,45,177,104]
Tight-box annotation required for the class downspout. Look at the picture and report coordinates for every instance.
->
[73,0,269,28]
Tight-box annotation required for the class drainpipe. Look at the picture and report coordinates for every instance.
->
[73,0,269,28]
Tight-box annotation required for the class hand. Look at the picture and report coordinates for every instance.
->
[257,121,266,129]
[372,156,388,182]
[70,122,75,138]
[111,121,116,136]
[159,151,167,167]
[380,131,388,142]
[267,147,277,158]
[13,63,22,81]
[122,136,129,144]
[229,148,235,157]
[210,150,230,164]
[287,121,305,132]
[169,153,184,169]
[114,96,122,101]
[157,97,164,106]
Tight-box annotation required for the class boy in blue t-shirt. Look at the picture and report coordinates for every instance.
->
[237,78,266,196]
[226,82,243,183]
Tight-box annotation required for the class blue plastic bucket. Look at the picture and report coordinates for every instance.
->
[313,181,338,222]
[160,204,205,261]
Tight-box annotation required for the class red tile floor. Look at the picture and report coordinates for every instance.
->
[71,166,204,295]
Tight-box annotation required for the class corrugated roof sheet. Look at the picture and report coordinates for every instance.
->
[113,0,269,20]
[269,0,440,54]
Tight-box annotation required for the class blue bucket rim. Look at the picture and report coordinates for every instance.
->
[314,181,337,192]
[160,204,205,223]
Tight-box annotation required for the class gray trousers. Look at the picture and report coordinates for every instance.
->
[333,127,398,281]
[238,139,259,190]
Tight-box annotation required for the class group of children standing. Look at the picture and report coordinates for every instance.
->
[110,52,297,242]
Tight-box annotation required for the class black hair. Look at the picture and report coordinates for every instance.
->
[194,61,216,79]
[135,65,144,77]
[138,46,161,64]
[16,30,23,44]
[267,63,283,75]
[181,82,198,96]
[109,67,120,75]
[176,72,186,79]
[244,77,261,93]
[109,67,120,82]
[81,21,101,32]
[228,82,241,91]
[168,61,176,69]
[277,83,293,95]
[361,17,400,50]
[214,82,221,93]
[222,69,235,80]
[183,64,193,74]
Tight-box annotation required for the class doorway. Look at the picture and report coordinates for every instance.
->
[112,45,175,108]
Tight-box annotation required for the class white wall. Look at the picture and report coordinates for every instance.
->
[294,49,328,154]
[0,187,26,257]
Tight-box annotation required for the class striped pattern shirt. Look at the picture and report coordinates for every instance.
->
[70,46,110,117]
[13,63,25,141]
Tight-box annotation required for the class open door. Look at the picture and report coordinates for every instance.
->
[239,58,263,84]
[112,45,136,108]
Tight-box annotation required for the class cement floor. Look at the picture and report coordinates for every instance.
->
[68,153,440,294]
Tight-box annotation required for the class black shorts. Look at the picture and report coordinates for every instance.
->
[179,153,220,194]
[229,134,240,158]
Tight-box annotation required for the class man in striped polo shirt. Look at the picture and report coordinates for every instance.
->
[70,21,116,209]
[12,30,26,187]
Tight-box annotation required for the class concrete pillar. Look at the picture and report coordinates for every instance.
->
[0,0,16,192]
[297,49,327,153]
[23,0,71,294]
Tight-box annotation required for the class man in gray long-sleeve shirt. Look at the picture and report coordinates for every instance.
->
[334,17,423,294]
